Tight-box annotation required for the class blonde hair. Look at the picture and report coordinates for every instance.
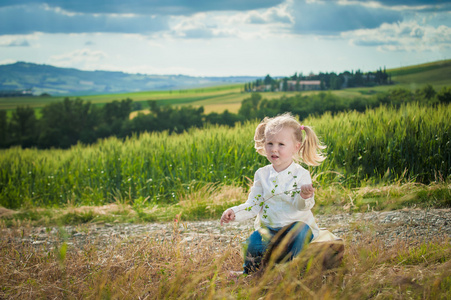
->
[254,113,326,166]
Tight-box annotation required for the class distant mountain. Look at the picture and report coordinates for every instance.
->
[0,62,260,96]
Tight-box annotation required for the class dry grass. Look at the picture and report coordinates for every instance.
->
[1,221,449,299]
[177,183,246,208]
[129,109,151,119]
[314,180,451,214]
[200,102,242,114]
[0,207,15,218]
[129,102,242,117]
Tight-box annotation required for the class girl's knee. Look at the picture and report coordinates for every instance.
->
[246,230,267,256]
[290,223,313,256]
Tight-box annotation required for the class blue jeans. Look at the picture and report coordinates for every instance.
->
[243,221,313,274]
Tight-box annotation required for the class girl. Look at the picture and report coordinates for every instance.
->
[220,112,326,275]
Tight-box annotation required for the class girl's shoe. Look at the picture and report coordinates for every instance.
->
[226,270,244,279]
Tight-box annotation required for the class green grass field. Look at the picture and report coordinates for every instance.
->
[0,84,244,111]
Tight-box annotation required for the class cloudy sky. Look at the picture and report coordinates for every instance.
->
[1,0,450,77]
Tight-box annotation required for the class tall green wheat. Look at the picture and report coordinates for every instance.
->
[313,103,450,184]
[0,103,449,208]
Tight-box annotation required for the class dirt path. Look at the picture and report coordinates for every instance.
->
[2,208,450,251]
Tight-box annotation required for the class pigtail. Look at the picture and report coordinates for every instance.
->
[254,118,269,156]
[300,125,326,166]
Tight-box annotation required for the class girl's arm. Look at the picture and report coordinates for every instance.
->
[229,170,264,222]
[290,172,315,211]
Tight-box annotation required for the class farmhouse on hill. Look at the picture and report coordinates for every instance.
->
[281,80,321,91]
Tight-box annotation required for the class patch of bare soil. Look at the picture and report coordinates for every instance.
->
[68,203,136,215]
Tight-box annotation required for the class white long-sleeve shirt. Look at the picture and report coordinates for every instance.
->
[231,162,320,239]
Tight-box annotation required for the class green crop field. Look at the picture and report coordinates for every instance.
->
[0,84,244,111]
[1,102,449,210]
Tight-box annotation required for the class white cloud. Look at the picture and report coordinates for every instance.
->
[164,2,295,41]
[0,38,30,47]
[0,59,17,65]
[48,48,108,68]
[246,4,293,24]
[170,13,214,38]
[167,12,247,39]
[0,33,39,47]
[345,21,451,51]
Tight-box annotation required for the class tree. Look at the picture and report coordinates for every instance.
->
[329,73,343,90]
[238,93,262,119]
[101,99,133,136]
[418,84,436,100]
[38,98,98,148]
[148,100,159,113]
[264,74,273,85]
[282,78,288,92]
[10,106,37,147]
[0,110,9,147]
[437,86,451,104]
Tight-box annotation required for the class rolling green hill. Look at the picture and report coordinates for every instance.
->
[0,62,258,96]
[1,60,450,115]
[388,59,451,88]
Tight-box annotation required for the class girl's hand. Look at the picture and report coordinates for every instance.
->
[300,184,314,199]
[220,209,235,226]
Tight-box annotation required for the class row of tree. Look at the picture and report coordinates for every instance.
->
[240,84,449,120]
[1,85,449,149]
[244,68,392,92]
[0,98,244,149]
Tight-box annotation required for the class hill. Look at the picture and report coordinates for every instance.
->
[0,62,259,96]
[1,59,450,114]
[388,59,451,89]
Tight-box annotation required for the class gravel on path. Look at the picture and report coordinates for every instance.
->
[3,208,450,252]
